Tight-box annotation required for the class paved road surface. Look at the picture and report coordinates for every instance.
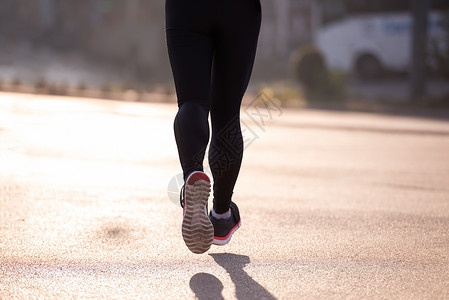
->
[1,92,448,299]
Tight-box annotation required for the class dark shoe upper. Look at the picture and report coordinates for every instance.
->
[180,184,185,208]
[209,202,240,239]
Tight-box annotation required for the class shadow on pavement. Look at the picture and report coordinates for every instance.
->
[190,273,224,300]
[205,253,277,300]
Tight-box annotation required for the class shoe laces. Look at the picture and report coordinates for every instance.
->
[180,184,185,208]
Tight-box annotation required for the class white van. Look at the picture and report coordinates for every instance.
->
[315,12,446,78]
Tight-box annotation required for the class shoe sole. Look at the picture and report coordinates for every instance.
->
[212,220,241,246]
[182,171,214,254]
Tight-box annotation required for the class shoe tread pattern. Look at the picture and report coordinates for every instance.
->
[182,179,213,254]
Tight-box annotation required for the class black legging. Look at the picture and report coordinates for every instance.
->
[166,0,261,213]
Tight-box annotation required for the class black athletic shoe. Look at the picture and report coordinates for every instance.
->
[181,171,214,254]
[209,202,241,246]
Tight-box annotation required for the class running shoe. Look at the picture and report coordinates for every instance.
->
[210,202,241,246]
[181,171,214,254]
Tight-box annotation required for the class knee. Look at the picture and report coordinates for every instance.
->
[178,98,210,113]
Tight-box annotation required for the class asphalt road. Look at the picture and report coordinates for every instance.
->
[1,92,448,299]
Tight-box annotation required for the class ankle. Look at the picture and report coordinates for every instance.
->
[211,208,231,220]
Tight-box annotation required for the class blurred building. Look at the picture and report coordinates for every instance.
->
[259,0,317,59]
[0,0,315,83]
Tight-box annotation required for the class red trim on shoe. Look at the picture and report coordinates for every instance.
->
[187,171,210,185]
[213,219,241,241]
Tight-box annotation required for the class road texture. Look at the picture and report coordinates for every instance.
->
[1,92,448,299]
